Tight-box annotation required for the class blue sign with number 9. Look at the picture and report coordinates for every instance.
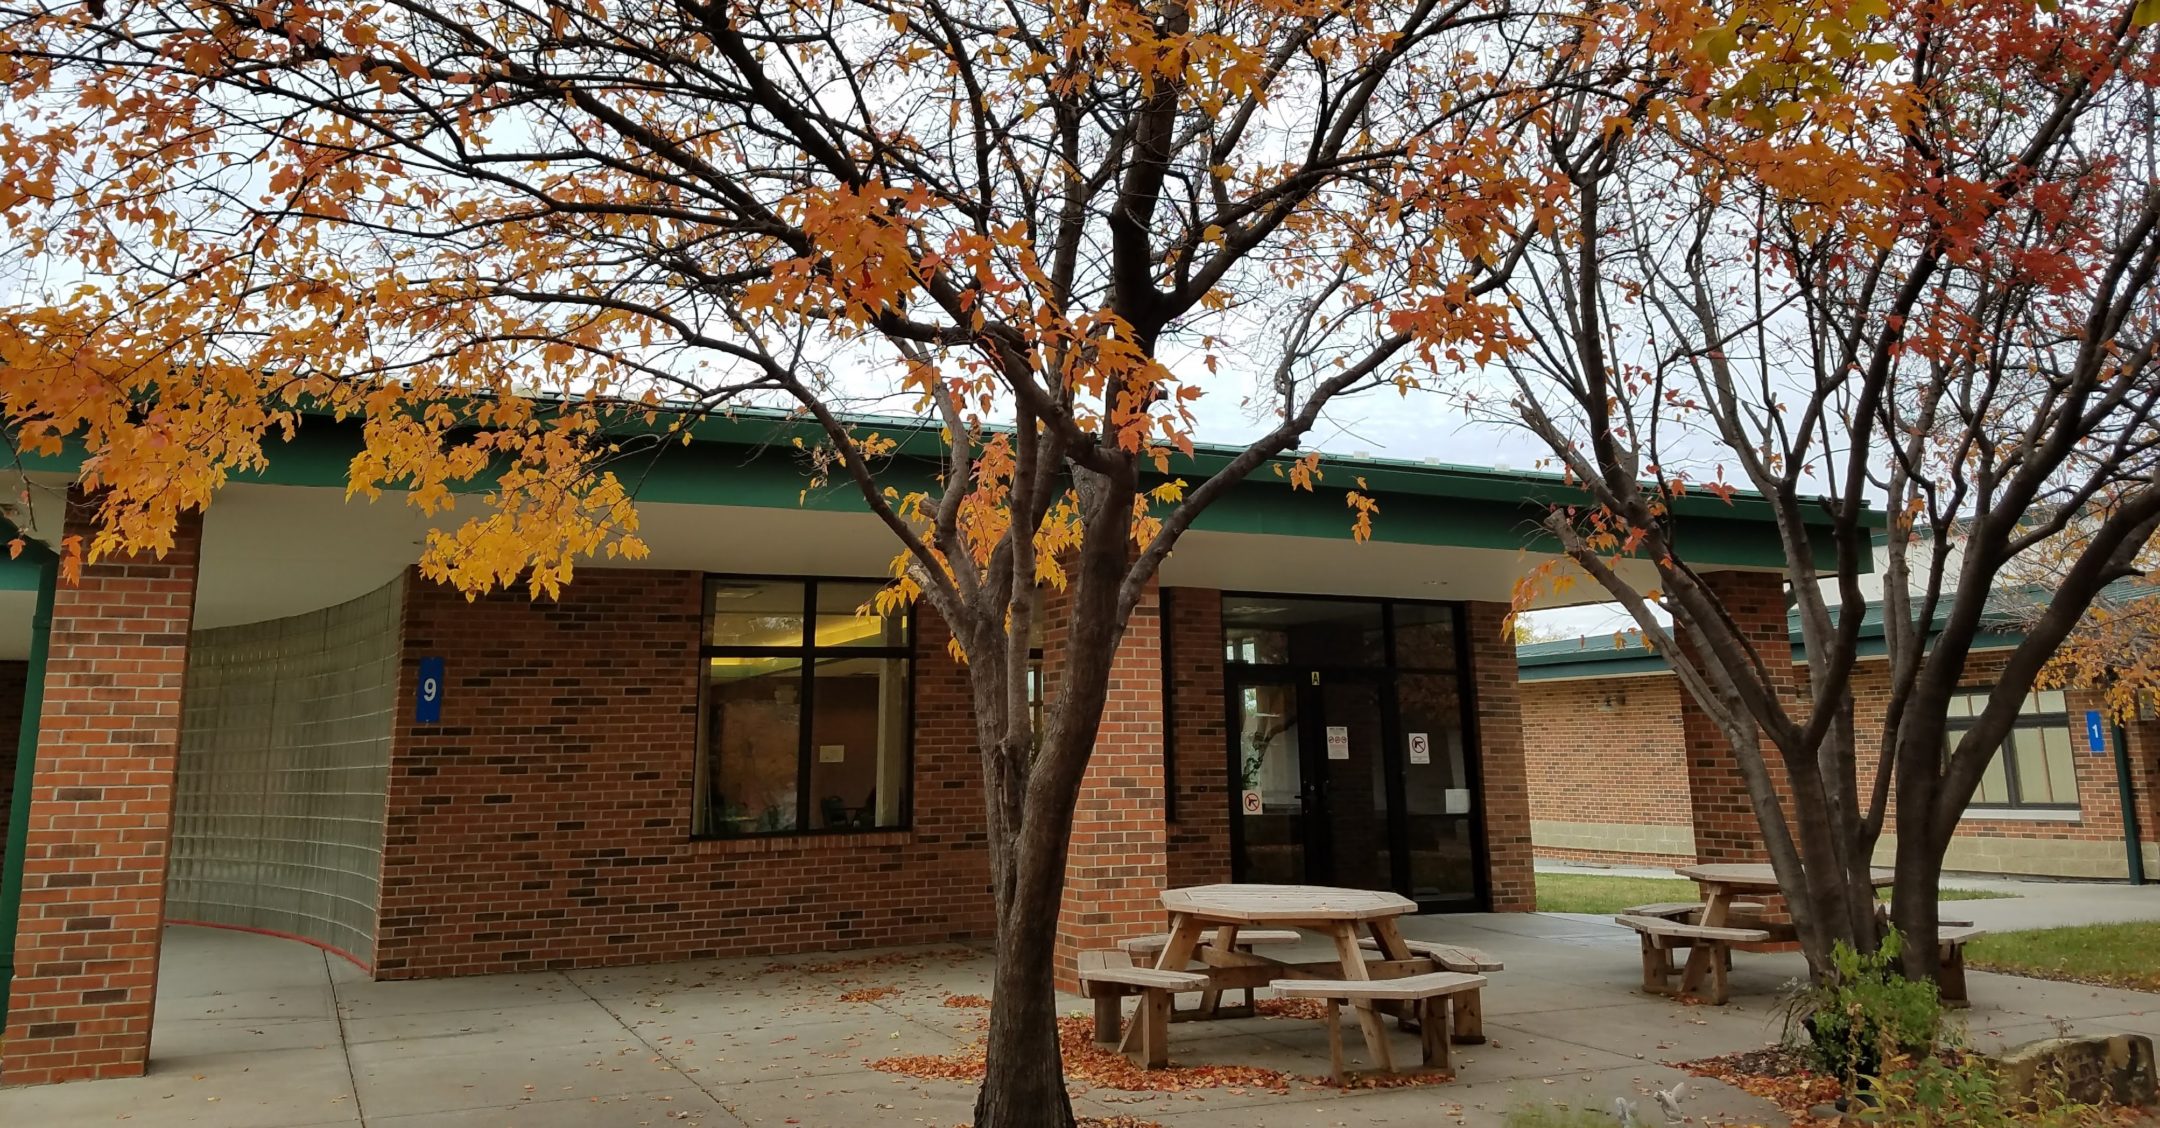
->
[416,656,445,724]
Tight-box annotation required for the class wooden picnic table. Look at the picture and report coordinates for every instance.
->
[1144,884,1439,1068]
[1673,863,1895,995]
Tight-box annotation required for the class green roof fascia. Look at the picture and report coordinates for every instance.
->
[11,408,1855,568]
[1519,652,1671,680]
[1517,608,2029,681]
[673,407,1871,528]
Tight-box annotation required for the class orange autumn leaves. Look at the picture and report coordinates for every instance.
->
[2,0,2150,600]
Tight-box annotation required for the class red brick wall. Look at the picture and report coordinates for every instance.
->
[1853,650,2150,863]
[1465,602,1536,911]
[1526,640,2160,876]
[0,660,30,878]
[2,509,202,1086]
[372,568,992,979]
[1048,583,1169,990]
[1681,571,1798,863]
[1164,588,1229,890]
[1522,674,1692,865]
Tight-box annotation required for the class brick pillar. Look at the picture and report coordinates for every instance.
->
[2,507,202,1087]
[1164,589,1229,889]
[1047,582,1168,992]
[1678,569,1793,864]
[1465,602,1536,911]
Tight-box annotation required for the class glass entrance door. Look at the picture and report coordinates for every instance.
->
[1230,678,1306,884]
[1309,679,1392,890]
[1394,672,1480,908]
[1228,674,1396,893]
[1223,596,1487,910]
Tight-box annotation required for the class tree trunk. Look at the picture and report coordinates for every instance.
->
[973,890,1076,1128]
[1889,801,1947,981]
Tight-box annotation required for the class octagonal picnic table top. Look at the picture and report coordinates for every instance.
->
[1159,883,1418,924]
[1675,863,1896,890]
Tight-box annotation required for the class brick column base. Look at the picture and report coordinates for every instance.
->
[1678,570,1794,865]
[2,505,202,1086]
[1048,585,1168,992]
[1466,602,1537,911]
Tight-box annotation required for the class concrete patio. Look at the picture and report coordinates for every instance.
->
[3,912,2156,1128]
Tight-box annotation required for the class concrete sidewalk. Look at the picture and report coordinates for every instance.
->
[2,917,2154,1128]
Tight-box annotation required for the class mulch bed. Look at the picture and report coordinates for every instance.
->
[1679,1046,1843,1123]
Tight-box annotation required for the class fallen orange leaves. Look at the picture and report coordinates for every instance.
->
[766,948,977,978]
[874,1013,1460,1094]
[1252,997,1329,1021]
[838,985,902,1003]
[1678,1047,1841,1123]
[942,994,992,1008]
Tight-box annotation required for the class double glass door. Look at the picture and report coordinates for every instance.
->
[1233,675,1393,890]
[1225,597,1484,910]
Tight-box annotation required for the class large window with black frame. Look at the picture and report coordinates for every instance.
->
[693,577,914,837]
[1948,689,2081,813]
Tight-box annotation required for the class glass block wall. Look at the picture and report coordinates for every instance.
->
[168,577,402,966]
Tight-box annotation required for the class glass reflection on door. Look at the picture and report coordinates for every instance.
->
[1234,683,1303,884]
[1396,671,1478,906]
[1316,681,1391,891]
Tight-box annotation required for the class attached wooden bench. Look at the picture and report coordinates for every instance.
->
[1615,914,1770,1005]
[1353,937,1500,1043]
[1119,928,1302,957]
[1271,972,1487,1084]
[1622,901,1766,923]
[1355,937,1503,971]
[1076,950,1208,1067]
[1120,928,1301,1017]
[1935,925,1987,1008]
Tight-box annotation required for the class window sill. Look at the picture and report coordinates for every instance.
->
[1961,807,2081,824]
[690,830,914,855]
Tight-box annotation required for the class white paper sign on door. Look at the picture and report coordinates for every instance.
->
[1325,725,1350,760]
[1444,788,1472,814]
[1407,732,1431,765]
[1241,790,1264,815]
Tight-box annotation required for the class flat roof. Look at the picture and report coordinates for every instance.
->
[9,401,1871,573]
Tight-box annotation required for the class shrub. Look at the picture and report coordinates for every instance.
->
[1858,1054,2116,1128]
[1786,932,1945,1084]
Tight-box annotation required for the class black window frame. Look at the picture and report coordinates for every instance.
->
[1949,689,2080,814]
[693,574,917,839]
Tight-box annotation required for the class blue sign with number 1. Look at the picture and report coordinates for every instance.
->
[2086,709,2106,754]
[416,657,445,724]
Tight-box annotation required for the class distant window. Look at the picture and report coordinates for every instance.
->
[1947,690,2078,812]
[694,579,913,837]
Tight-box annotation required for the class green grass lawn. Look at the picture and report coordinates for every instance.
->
[1966,921,2160,992]
[1534,872,2012,915]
